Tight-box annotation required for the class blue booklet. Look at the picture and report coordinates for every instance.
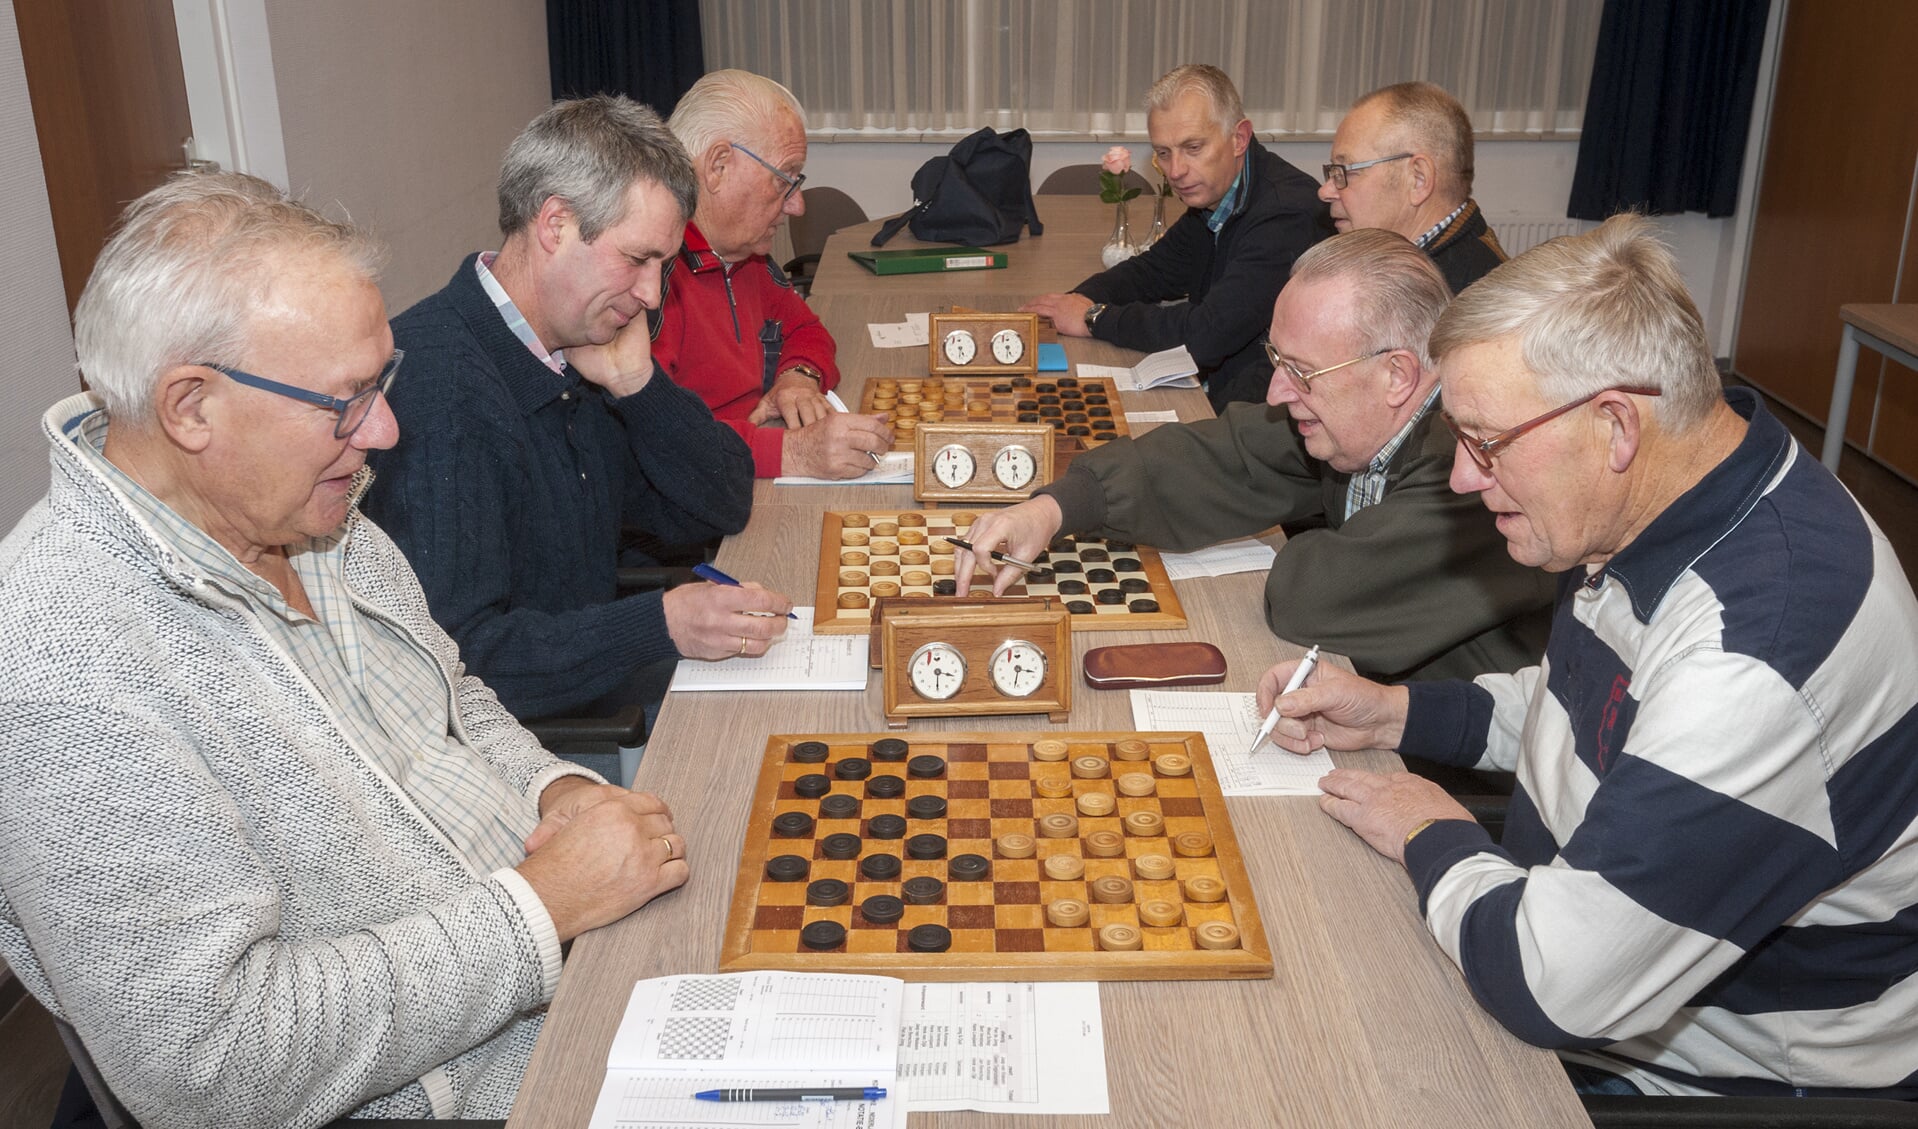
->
[1037,342,1068,372]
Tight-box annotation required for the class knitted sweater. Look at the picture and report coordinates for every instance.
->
[1423,198,1508,295]
[649,221,842,477]
[1400,391,1918,1097]
[1073,139,1334,410]
[365,255,755,720]
[0,393,583,1127]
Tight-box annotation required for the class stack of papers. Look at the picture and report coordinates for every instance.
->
[1130,689,1335,796]
[1159,537,1278,580]
[671,608,870,692]
[1078,345,1200,391]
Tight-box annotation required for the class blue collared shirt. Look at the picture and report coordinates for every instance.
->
[1205,150,1251,239]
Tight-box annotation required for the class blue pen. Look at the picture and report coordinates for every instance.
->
[692,562,799,619]
[694,1087,887,1102]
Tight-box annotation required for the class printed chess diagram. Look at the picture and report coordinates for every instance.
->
[720,732,1272,981]
[814,510,1188,635]
[654,1015,732,1060]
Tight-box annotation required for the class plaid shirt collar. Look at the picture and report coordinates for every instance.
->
[1344,383,1443,519]
[1415,200,1470,249]
[1205,149,1252,237]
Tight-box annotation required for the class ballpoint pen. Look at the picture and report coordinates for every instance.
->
[693,1087,888,1102]
[691,562,799,619]
[1249,645,1319,755]
[941,535,1040,574]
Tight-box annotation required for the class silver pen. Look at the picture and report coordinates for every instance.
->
[1249,645,1319,755]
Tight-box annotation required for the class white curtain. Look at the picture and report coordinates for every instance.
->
[700,0,1604,139]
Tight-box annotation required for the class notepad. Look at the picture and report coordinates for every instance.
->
[1130,689,1335,795]
[1077,345,1200,391]
[670,608,870,691]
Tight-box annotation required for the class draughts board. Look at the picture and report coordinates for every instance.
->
[719,732,1273,981]
[813,509,1188,634]
[861,375,1129,454]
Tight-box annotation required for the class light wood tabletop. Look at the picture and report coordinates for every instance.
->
[809,195,1132,297]
[505,203,1593,1128]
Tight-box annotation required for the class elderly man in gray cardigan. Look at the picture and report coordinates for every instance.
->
[0,172,687,1127]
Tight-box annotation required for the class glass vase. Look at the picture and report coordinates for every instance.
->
[1100,198,1136,268]
[1141,191,1168,249]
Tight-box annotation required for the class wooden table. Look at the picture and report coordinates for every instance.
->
[506,204,1593,1129]
[809,195,1125,297]
[1825,304,1918,470]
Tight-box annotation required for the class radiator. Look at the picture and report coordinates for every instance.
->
[1492,217,1590,256]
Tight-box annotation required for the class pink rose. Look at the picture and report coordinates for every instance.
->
[1101,146,1132,175]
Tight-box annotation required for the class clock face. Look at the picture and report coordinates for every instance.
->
[942,329,977,366]
[907,641,968,700]
[992,444,1037,490]
[931,444,976,489]
[989,639,1047,698]
[990,328,1026,365]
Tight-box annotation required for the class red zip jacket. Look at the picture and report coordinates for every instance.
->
[649,222,841,477]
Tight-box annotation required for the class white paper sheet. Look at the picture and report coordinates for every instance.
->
[773,451,914,486]
[1123,409,1181,425]
[1086,345,1200,391]
[1159,537,1279,580]
[588,972,906,1129]
[897,982,1108,1114]
[866,312,929,348]
[1130,689,1335,795]
[671,608,870,691]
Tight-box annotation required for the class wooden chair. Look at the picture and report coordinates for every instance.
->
[782,185,868,297]
[1583,1093,1917,1126]
[1037,164,1151,196]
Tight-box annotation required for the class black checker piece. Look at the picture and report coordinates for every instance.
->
[766,854,809,882]
[834,757,872,780]
[907,755,947,779]
[819,794,861,821]
[909,924,953,952]
[801,920,846,949]
[902,876,945,904]
[820,832,862,860]
[773,812,815,837]
[907,794,949,820]
[860,853,902,881]
[866,774,905,799]
[806,878,849,906]
[867,813,907,839]
[860,894,905,924]
[907,833,948,859]
[794,774,830,799]
[870,738,910,761]
[791,740,829,763]
[949,853,991,881]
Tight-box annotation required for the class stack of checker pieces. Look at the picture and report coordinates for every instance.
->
[720,732,1272,981]
[860,375,1129,456]
[813,509,1188,634]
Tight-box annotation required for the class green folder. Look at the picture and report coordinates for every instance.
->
[847,246,1008,275]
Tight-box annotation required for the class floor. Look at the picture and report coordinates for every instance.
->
[0,382,1913,1129]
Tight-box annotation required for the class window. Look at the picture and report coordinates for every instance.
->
[701,0,1604,139]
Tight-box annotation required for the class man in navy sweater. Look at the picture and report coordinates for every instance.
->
[1022,64,1332,410]
[365,97,785,724]
[1260,216,1918,1099]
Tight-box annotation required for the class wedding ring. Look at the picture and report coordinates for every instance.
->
[736,635,750,656]
[659,837,677,860]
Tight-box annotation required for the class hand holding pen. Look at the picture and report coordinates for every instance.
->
[661,565,794,660]
[1249,645,1319,754]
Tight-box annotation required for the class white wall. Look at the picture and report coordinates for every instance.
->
[800,137,1741,357]
[0,1,81,530]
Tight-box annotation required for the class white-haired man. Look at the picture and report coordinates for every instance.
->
[1262,216,1918,1099]
[650,68,892,479]
[1320,81,1507,294]
[1023,63,1333,410]
[0,172,688,1126]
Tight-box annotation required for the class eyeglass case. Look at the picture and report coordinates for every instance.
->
[1081,642,1227,690]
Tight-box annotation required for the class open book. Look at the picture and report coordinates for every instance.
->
[1078,344,1200,391]
[587,972,906,1129]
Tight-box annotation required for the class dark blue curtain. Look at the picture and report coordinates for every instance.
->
[1568,0,1770,220]
[546,0,705,117]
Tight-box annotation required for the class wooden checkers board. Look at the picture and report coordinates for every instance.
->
[815,510,1188,635]
[861,375,1129,454]
[720,732,1273,981]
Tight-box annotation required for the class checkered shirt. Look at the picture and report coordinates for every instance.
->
[1415,200,1470,249]
[1344,384,1443,519]
[476,251,566,374]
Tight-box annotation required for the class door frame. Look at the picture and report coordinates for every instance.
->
[171,0,288,188]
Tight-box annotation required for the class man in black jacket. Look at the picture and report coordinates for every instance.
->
[1022,65,1333,410]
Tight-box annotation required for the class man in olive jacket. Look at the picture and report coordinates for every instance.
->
[961,230,1553,684]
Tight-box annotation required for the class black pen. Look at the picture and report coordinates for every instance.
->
[942,536,1040,574]
[693,1087,887,1102]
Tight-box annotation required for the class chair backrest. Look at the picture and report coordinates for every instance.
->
[52,1015,140,1129]
[786,185,869,265]
[1037,164,1152,196]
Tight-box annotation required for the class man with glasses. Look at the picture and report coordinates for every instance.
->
[1258,216,1918,1100]
[1022,64,1333,410]
[651,69,892,479]
[366,95,783,730]
[0,172,690,1125]
[959,229,1553,684]
[1320,82,1508,295]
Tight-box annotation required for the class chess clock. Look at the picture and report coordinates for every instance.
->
[913,421,1055,503]
[927,312,1041,377]
[879,604,1071,725]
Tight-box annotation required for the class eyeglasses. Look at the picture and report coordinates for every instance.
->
[1321,152,1413,190]
[194,350,404,439]
[731,141,806,202]
[1263,342,1395,395]
[1441,385,1663,471]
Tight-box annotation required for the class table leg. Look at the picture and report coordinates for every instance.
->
[1823,325,1861,471]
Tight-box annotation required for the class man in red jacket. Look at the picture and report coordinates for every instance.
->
[653,69,891,478]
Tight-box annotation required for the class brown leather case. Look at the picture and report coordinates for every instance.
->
[1081,642,1227,689]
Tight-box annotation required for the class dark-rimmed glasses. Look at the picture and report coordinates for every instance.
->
[1263,342,1395,395]
[194,350,404,439]
[1442,385,1663,471]
[731,142,806,202]
[1321,152,1412,190]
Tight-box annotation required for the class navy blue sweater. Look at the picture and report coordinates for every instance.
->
[364,255,754,720]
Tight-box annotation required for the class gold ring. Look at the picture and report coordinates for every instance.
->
[659,837,676,860]
[736,636,750,656]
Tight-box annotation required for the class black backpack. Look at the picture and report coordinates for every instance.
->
[871,127,1045,247]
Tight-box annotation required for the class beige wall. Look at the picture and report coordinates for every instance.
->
[0,0,81,529]
[264,0,551,312]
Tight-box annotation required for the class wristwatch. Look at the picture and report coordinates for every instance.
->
[782,363,824,384]
[1083,302,1108,331]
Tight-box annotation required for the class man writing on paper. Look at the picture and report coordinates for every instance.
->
[1021,64,1332,410]
[365,96,789,730]
[0,172,688,1127]
[1321,82,1508,295]
[651,69,893,479]
[960,229,1553,684]
[1260,217,1918,1099]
